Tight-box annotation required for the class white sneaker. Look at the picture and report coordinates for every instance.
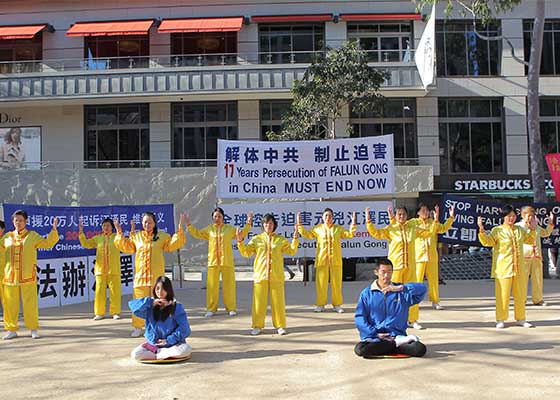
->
[2,331,17,340]
[112,314,121,320]
[250,328,262,336]
[93,315,103,321]
[496,321,505,329]
[277,328,287,336]
[130,328,143,337]
[313,306,324,313]
[31,330,40,339]
[395,334,418,347]
[228,310,237,317]
[409,322,424,330]
[432,302,445,310]
[333,306,345,313]
[535,301,548,307]
[517,320,535,328]
[204,311,215,318]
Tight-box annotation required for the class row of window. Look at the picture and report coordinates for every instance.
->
[83,98,560,173]
[3,20,560,76]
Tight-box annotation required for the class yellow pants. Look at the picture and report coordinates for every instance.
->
[3,283,39,331]
[252,280,286,329]
[525,258,544,304]
[315,264,343,307]
[408,261,439,322]
[206,265,236,312]
[391,267,411,285]
[132,286,152,329]
[495,274,528,321]
[94,274,122,316]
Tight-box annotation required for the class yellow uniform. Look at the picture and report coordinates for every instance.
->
[0,234,5,308]
[238,233,298,329]
[1,229,59,332]
[79,232,122,316]
[515,221,553,305]
[187,223,250,312]
[114,229,185,329]
[479,225,536,322]
[298,223,356,307]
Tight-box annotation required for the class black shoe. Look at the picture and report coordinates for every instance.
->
[439,279,446,285]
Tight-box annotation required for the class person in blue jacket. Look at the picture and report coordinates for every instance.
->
[354,259,427,358]
[129,275,192,361]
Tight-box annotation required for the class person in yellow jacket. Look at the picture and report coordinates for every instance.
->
[186,208,253,317]
[515,206,554,306]
[296,208,356,313]
[478,205,539,329]
[236,214,299,336]
[366,205,439,329]
[79,217,122,320]
[1,210,59,340]
[408,204,455,311]
[114,211,186,337]
[0,220,5,310]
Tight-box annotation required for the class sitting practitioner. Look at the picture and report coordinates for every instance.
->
[129,275,192,362]
[354,259,427,358]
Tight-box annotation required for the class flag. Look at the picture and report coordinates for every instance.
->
[414,3,436,88]
[545,153,560,200]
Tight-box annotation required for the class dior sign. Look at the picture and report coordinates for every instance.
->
[0,112,22,124]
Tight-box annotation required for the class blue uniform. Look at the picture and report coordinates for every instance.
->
[129,297,191,346]
[354,281,426,341]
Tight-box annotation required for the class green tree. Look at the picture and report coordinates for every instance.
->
[266,41,388,141]
[416,0,547,202]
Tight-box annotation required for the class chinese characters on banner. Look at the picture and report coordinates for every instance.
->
[221,201,391,259]
[217,136,395,199]
[440,194,560,247]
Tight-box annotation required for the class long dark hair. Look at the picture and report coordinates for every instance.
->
[143,211,159,241]
[152,275,176,321]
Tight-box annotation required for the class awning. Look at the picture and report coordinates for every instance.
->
[252,14,333,23]
[66,20,154,37]
[158,17,243,33]
[340,13,422,21]
[0,24,48,40]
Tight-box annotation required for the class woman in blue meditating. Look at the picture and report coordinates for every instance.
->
[129,275,192,361]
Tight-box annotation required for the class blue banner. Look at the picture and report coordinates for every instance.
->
[439,194,560,248]
[2,203,175,259]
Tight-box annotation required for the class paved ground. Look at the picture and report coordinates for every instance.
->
[1,278,560,400]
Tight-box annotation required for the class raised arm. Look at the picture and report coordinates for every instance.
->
[477,217,497,247]
[296,212,317,240]
[237,228,256,258]
[114,219,137,254]
[282,226,299,257]
[128,296,153,320]
[341,212,357,238]
[365,208,391,240]
[436,205,455,234]
[540,211,555,238]
[35,217,60,249]
[78,217,97,248]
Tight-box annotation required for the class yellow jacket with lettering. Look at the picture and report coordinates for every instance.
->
[0,229,59,286]
[114,229,185,287]
[237,232,298,283]
[298,223,356,267]
[366,222,437,270]
[409,217,455,263]
[515,221,553,259]
[478,225,536,279]
[79,233,121,276]
[188,223,250,268]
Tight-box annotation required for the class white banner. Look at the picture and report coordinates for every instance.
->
[221,201,391,259]
[217,136,394,199]
[415,3,436,88]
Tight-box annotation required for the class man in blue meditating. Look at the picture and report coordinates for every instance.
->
[354,259,427,358]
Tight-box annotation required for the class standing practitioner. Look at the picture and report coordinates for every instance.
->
[79,217,122,320]
[236,214,299,336]
[114,212,186,337]
[478,205,538,329]
[297,208,356,313]
[1,210,59,340]
[515,206,555,306]
[0,220,6,310]
[187,208,253,317]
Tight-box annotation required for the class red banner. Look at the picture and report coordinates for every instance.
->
[545,153,560,201]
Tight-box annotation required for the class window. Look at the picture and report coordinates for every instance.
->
[85,35,149,69]
[347,22,413,62]
[350,98,417,162]
[524,20,560,75]
[538,98,560,157]
[260,100,291,139]
[171,32,237,66]
[85,104,150,168]
[438,98,503,173]
[172,102,238,166]
[259,24,324,64]
[436,21,501,76]
[0,33,42,73]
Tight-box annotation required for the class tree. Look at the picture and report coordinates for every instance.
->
[416,0,547,202]
[266,41,388,141]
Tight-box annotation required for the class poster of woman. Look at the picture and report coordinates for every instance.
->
[0,126,41,170]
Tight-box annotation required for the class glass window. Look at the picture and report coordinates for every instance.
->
[258,24,325,64]
[84,35,149,69]
[347,22,413,62]
[171,32,237,66]
[259,100,324,140]
[538,98,560,158]
[0,32,42,73]
[438,98,504,173]
[523,20,560,75]
[436,21,501,76]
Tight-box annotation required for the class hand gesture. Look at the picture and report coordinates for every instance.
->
[477,216,485,231]
[365,208,371,223]
[78,217,83,234]
[178,212,186,230]
[387,206,394,219]
[236,227,244,242]
[381,284,403,294]
[293,225,299,240]
[130,219,136,233]
[548,212,555,227]
[52,217,59,230]
[185,214,191,226]
[529,214,538,229]
[296,212,302,226]
[114,218,122,233]
[449,205,455,218]
[351,212,357,226]
[156,338,168,347]
[248,212,254,226]
[153,298,169,308]
[434,205,440,221]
